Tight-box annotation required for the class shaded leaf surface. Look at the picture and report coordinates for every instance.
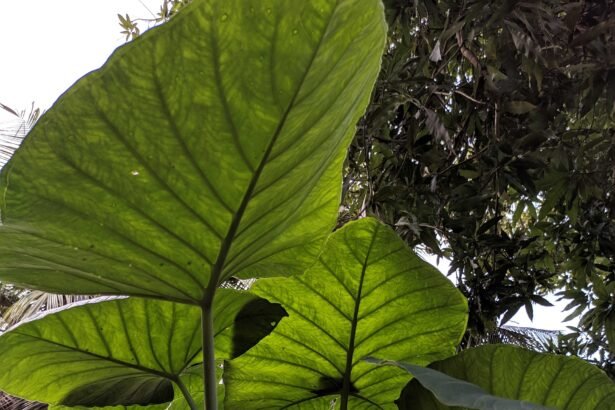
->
[0,290,281,406]
[367,359,549,410]
[224,218,467,409]
[398,345,615,410]
[0,0,386,303]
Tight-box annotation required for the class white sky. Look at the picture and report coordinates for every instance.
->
[0,1,574,332]
[0,0,160,115]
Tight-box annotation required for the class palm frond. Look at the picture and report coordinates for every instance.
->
[0,102,40,168]
[0,391,45,410]
[2,291,93,327]
[221,277,255,291]
[468,325,560,351]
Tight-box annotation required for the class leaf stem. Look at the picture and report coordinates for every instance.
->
[201,301,218,410]
[175,376,199,410]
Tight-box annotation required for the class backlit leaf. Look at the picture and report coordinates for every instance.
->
[224,218,467,409]
[398,345,615,410]
[0,290,282,407]
[0,0,387,303]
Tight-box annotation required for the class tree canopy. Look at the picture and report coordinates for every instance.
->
[351,0,615,373]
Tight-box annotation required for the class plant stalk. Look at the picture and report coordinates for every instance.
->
[176,377,199,410]
[201,301,218,410]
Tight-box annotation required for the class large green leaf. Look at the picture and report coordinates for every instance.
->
[224,217,468,409]
[367,358,549,410]
[398,345,615,410]
[0,0,387,303]
[0,290,283,406]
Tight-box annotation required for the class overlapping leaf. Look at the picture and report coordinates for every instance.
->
[398,345,615,410]
[0,290,283,407]
[368,359,549,410]
[0,0,387,303]
[224,218,467,409]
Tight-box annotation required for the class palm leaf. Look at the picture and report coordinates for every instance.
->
[2,291,93,326]
[0,102,40,168]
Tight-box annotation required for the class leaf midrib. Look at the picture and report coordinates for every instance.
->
[204,1,341,300]
[341,224,379,406]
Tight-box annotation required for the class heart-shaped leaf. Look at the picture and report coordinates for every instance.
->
[0,0,387,303]
[0,290,283,407]
[397,345,615,410]
[224,218,467,409]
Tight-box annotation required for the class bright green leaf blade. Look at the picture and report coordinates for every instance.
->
[368,358,550,410]
[397,345,615,410]
[224,218,468,409]
[0,290,281,406]
[0,0,387,303]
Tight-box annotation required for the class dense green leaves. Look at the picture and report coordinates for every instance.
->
[0,290,282,407]
[0,0,387,303]
[343,0,615,364]
[398,345,615,410]
[224,218,467,409]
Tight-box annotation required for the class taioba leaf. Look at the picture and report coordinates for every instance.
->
[0,290,283,406]
[398,345,615,410]
[0,0,387,303]
[368,359,549,410]
[224,218,468,409]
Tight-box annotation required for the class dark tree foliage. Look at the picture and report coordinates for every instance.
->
[120,0,615,378]
[342,0,614,373]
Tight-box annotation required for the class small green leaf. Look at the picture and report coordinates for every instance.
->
[539,181,567,220]
[224,218,467,409]
[512,202,526,225]
[504,101,537,115]
[530,295,553,307]
[397,345,615,410]
[459,168,480,179]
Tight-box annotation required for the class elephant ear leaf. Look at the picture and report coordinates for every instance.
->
[396,345,615,410]
[0,0,387,304]
[224,217,468,409]
[0,290,281,407]
[367,358,550,410]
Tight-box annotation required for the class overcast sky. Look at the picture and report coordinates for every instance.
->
[0,1,573,332]
[0,0,160,115]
